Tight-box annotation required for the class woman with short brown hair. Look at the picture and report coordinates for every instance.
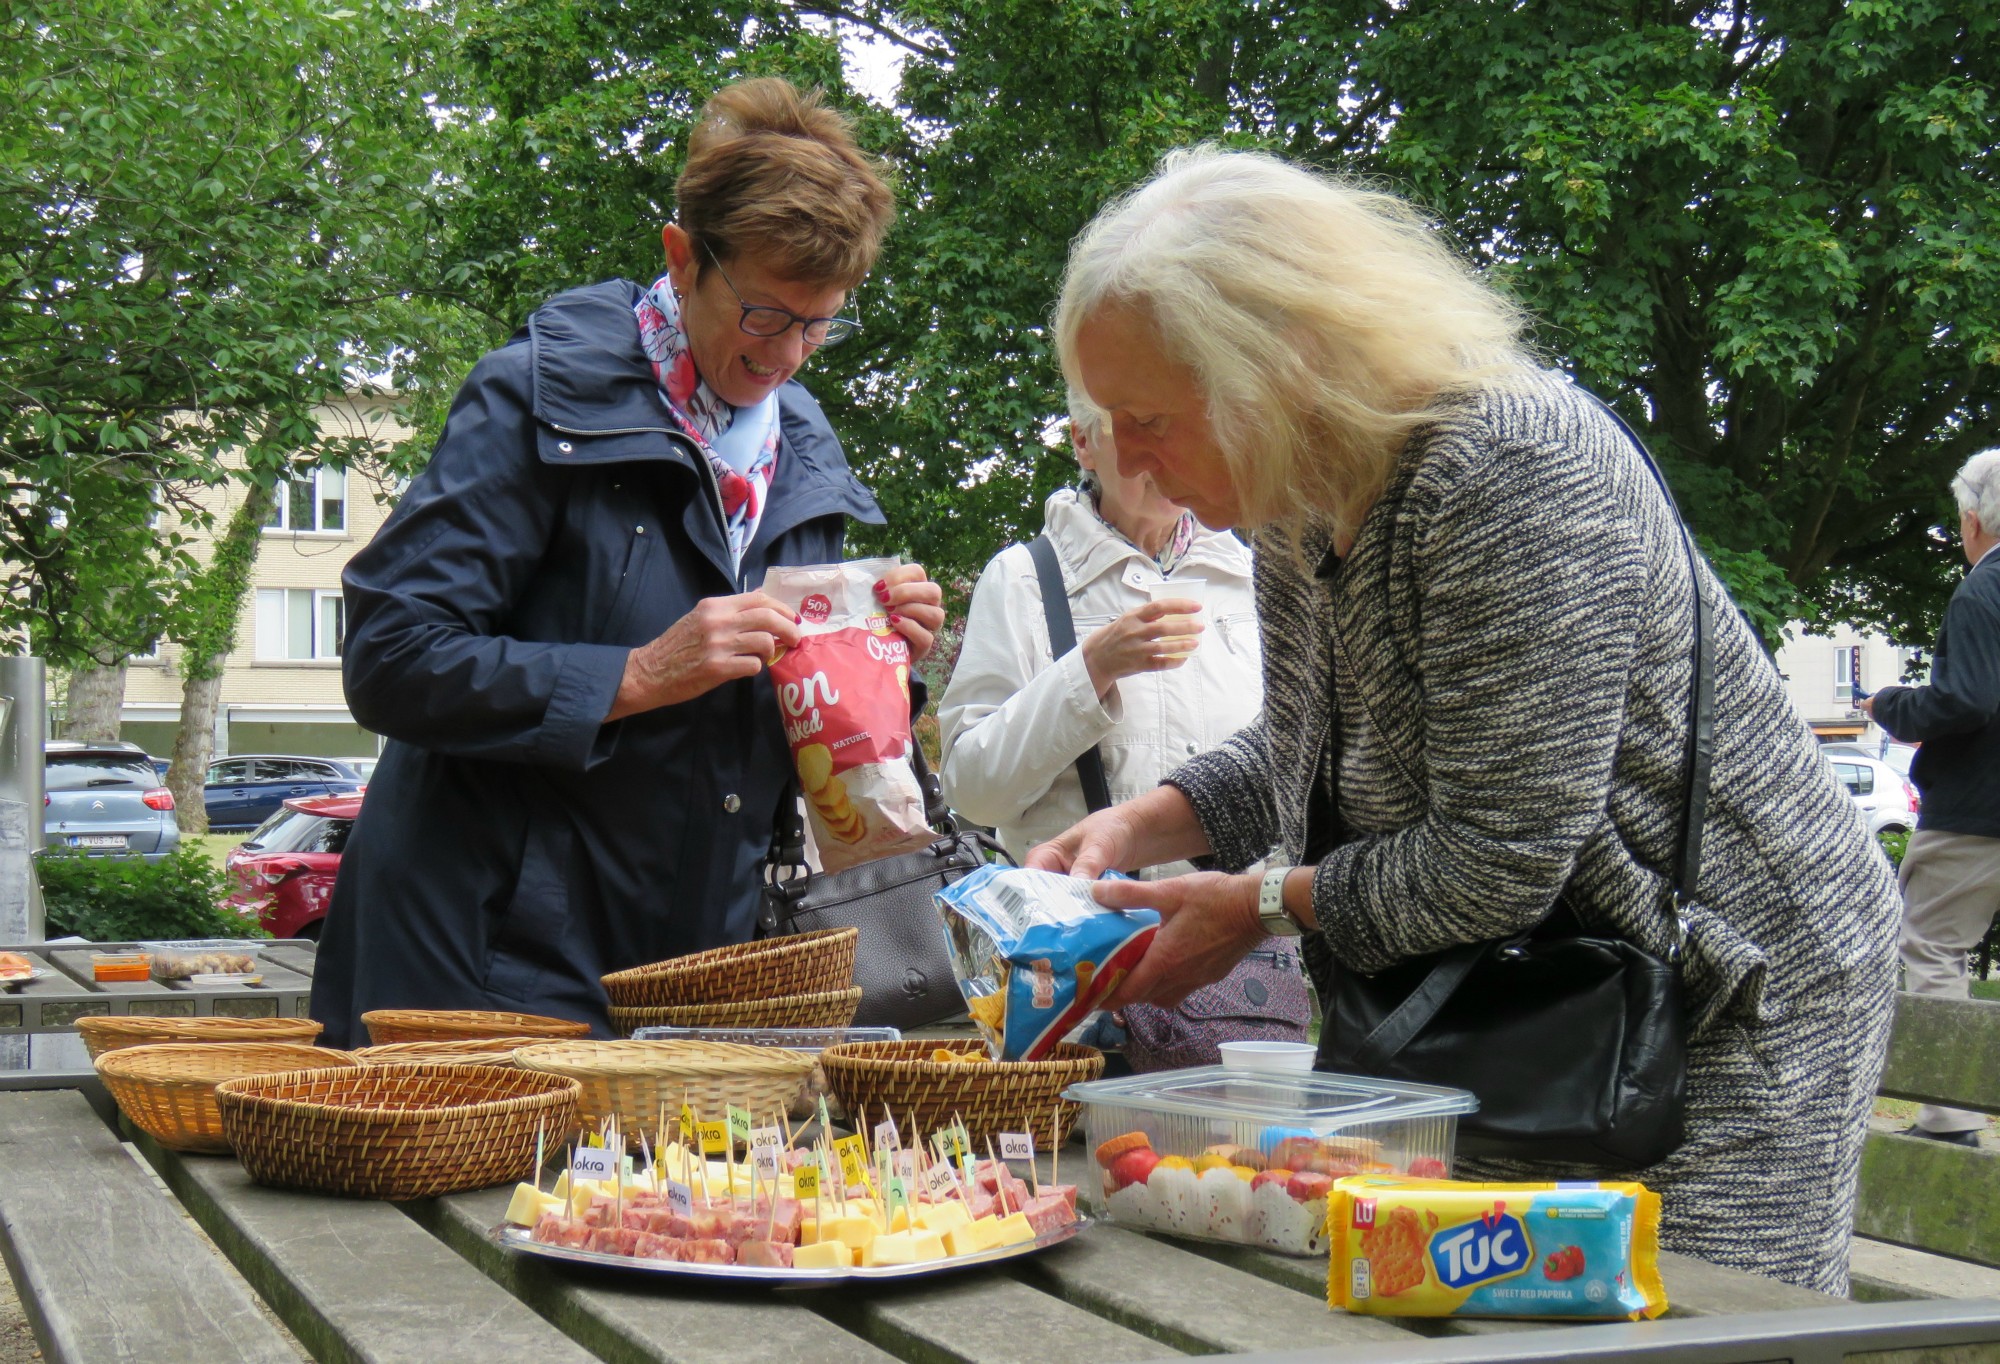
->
[311,78,944,1046]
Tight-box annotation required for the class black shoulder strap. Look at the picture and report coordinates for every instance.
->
[1026,534,1114,814]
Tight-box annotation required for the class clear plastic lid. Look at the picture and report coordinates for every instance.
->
[140,939,265,954]
[628,1025,902,1054]
[1063,1066,1477,1133]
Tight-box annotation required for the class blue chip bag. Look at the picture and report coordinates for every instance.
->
[936,866,1159,1061]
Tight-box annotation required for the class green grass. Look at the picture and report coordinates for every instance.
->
[1974,978,2000,1003]
[184,833,245,869]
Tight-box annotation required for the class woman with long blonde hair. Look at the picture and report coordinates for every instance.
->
[1029,145,1900,1292]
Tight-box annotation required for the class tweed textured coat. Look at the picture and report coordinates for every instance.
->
[1168,369,1901,1293]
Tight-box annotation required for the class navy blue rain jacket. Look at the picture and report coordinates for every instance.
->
[309,280,885,1047]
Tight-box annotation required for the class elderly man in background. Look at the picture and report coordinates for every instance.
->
[1865,449,2000,1146]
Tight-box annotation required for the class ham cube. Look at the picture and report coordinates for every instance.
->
[683,1238,734,1264]
[634,1232,682,1261]
[1043,1185,1078,1217]
[532,1212,592,1249]
[585,1226,643,1257]
[737,1240,794,1269]
[1021,1194,1073,1238]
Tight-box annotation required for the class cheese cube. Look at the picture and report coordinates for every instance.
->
[792,1241,850,1271]
[567,1182,598,1219]
[829,1215,878,1252]
[917,1202,971,1234]
[995,1212,1035,1246]
[888,1205,913,1233]
[505,1184,561,1227]
[942,1218,999,1257]
[860,1232,916,1267]
[799,1216,819,1245]
[551,1172,572,1199]
[909,1232,947,1261]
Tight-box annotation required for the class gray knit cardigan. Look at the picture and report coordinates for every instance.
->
[1168,369,1901,1294]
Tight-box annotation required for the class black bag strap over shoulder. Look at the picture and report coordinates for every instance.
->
[1027,534,1114,815]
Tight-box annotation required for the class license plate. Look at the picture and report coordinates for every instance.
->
[69,835,126,848]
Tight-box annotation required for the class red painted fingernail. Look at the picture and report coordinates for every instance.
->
[794,613,802,624]
[873,581,889,601]
[889,613,903,625]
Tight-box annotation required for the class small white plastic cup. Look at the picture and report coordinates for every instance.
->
[1144,578,1207,657]
[1218,1040,1317,1074]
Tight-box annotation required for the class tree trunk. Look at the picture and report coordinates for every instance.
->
[61,661,128,741]
[167,670,225,835]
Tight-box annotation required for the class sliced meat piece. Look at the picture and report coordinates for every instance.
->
[584,1226,643,1257]
[682,1238,735,1264]
[736,1240,794,1268]
[1021,1194,1074,1238]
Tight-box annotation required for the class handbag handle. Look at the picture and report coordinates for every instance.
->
[1026,534,1114,814]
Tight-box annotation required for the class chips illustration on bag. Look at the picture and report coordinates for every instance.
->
[763,557,931,872]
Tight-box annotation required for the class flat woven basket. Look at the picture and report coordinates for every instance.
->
[360,1009,591,1046]
[352,1038,541,1068]
[95,1043,361,1154]
[607,986,862,1038]
[512,1039,814,1134]
[216,1063,581,1200]
[601,927,858,1008]
[819,1039,1104,1150]
[77,1014,323,1061]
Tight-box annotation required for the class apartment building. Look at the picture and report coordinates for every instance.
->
[1771,623,1918,745]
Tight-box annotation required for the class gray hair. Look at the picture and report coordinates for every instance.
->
[1952,450,2000,531]
[1066,388,1106,442]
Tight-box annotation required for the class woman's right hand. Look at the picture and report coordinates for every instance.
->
[1026,804,1143,880]
[1080,600,1204,699]
[606,592,802,721]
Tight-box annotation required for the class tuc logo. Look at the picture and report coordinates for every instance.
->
[800,593,833,624]
[1428,1204,1532,1291]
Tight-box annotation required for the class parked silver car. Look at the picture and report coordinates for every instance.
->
[1823,750,1920,838]
[43,740,182,861]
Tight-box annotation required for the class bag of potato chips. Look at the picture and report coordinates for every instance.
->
[763,557,932,873]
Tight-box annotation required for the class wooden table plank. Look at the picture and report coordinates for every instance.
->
[134,1134,598,1364]
[815,1271,1170,1364]
[417,1184,898,1364]
[0,1090,298,1364]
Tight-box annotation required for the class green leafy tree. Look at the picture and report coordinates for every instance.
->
[2,0,466,665]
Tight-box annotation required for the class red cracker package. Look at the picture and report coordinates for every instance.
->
[762,557,933,872]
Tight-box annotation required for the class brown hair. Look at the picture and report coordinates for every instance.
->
[676,78,894,291]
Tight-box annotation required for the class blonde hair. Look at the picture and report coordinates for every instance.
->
[678,78,894,291]
[1054,145,1531,538]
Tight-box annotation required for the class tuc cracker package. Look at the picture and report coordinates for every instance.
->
[763,557,933,873]
[1327,1177,1667,1321]
[937,866,1159,1062]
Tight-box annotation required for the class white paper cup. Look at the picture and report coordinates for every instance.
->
[1144,578,1206,657]
[1218,1040,1317,1074]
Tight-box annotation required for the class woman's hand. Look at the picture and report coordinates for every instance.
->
[1092,872,1265,1010]
[1080,601,1204,699]
[607,592,802,721]
[1026,804,1143,879]
[877,563,947,662]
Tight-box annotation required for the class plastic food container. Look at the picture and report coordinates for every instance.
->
[1064,1067,1477,1256]
[142,940,263,981]
[92,952,152,983]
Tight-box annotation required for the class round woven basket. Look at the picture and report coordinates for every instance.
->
[601,927,858,1008]
[95,1043,361,1154]
[512,1039,814,1134]
[352,1038,541,1068]
[819,1039,1104,1150]
[216,1063,581,1200]
[607,986,862,1038]
[360,1009,591,1046]
[77,1014,323,1062]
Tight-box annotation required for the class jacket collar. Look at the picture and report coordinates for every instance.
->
[1041,487,1251,589]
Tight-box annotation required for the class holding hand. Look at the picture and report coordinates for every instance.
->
[1091,871,1267,1010]
[876,562,947,662]
[1081,599,1205,699]
[608,591,802,720]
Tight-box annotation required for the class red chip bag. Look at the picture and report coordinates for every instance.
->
[762,557,932,872]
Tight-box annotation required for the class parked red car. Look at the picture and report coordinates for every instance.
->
[222,792,359,940]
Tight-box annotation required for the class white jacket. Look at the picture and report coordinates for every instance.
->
[939,489,1264,875]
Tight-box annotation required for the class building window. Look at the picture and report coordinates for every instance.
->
[263,467,346,533]
[1834,644,1861,701]
[255,588,344,660]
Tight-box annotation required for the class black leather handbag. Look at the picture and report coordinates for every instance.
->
[758,742,1008,1032]
[1317,397,1711,1170]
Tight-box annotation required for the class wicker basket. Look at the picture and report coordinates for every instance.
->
[819,1039,1104,1150]
[512,1040,814,1134]
[359,1009,591,1046]
[95,1043,361,1154]
[352,1038,542,1068]
[607,986,862,1037]
[601,927,858,1008]
[77,1014,323,1061]
[216,1063,581,1200]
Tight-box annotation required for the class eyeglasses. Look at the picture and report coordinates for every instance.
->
[704,245,861,347]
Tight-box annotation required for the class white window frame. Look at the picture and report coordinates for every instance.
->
[1834,645,1858,701]
[263,466,348,534]
[254,587,344,661]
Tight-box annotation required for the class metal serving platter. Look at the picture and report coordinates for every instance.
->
[489,1216,1088,1285]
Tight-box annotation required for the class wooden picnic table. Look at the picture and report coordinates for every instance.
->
[6,1081,2000,1364]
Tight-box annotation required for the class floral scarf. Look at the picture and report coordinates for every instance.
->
[635,274,782,567]
[1081,472,1198,576]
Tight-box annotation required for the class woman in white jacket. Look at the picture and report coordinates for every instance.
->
[940,399,1264,876]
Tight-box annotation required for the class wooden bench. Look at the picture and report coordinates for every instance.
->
[1853,992,2000,1301]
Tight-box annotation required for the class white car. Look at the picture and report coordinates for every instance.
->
[1823,751,1920,837]
[1822,740,1918,778]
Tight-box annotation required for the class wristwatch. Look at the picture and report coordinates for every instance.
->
[1257,866,1302,937]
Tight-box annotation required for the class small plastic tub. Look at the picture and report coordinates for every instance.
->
[1064,1067,1477,1256]
[142,940,263,981]
[92,952,152,983]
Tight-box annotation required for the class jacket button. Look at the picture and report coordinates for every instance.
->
[558,440,573,453]
[722,794,741,813]
[1187,743,1198,754]
[636,525,645,535]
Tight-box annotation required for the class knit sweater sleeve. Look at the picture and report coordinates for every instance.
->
[1311,420,1654,972]
[1163,717,1281,873]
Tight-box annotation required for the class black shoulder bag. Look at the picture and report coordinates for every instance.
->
[759,734,1010,1033]
[1318,399,1710,1170]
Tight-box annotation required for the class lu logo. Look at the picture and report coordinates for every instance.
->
[1429,1202,1533,1290]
